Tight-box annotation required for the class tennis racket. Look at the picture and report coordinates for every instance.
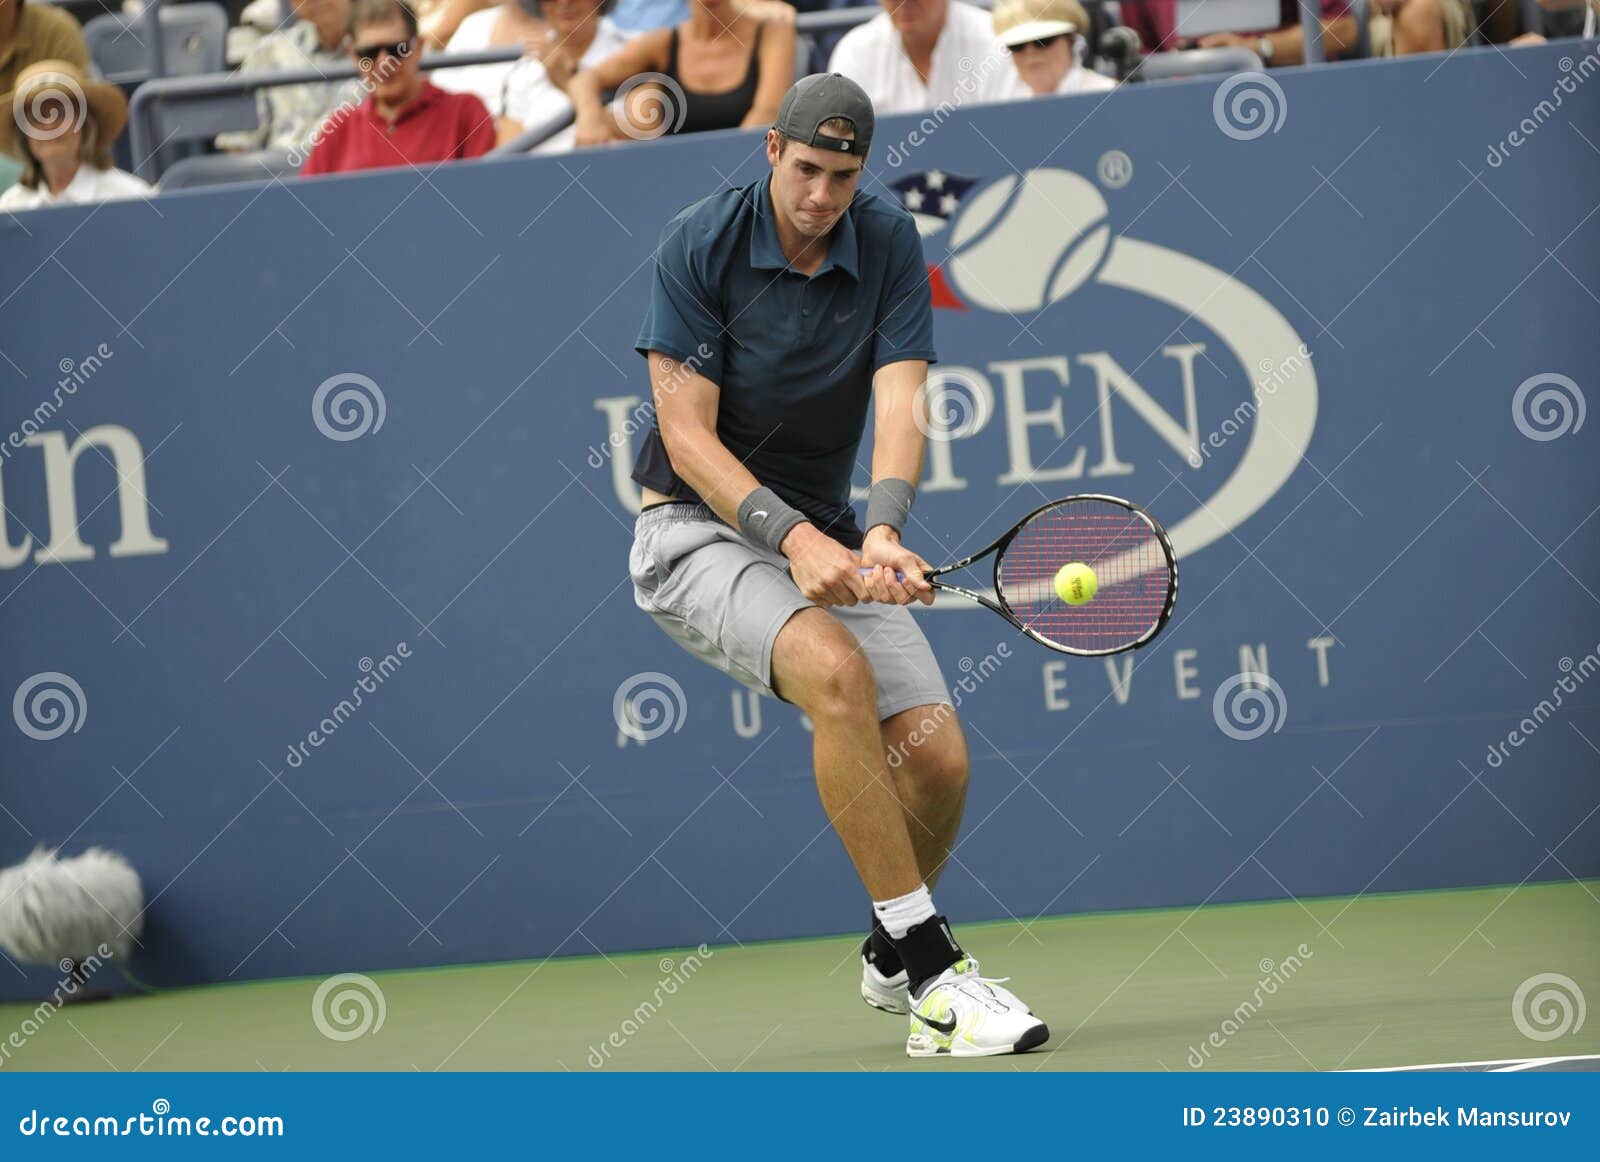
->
[865,494,1178,657]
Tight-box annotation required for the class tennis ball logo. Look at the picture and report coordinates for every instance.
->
[312,972,387,1041]
[12,671,87,741]
[1512,973,1586,1042]
[1053,562,1097,605]
[1512,373,1585,442]
[1211,673,1287,742]
[944,169,1112,314]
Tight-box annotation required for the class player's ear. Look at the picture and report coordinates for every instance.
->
[764,129,781,166]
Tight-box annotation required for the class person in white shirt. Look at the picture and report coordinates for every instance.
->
[827,0,1013,117]
[431,0,548,131]
[501,0,630,147]
[0,59,152,213]
[993,0,1114,99]
[433,0,629,146]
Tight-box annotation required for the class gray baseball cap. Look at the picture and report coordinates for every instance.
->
[773,73,875,157]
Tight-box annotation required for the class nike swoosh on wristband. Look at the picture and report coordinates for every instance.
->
[751,510,768,519]
[918,1011,957,1035]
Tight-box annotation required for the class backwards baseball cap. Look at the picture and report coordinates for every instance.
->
[773,73,874,157]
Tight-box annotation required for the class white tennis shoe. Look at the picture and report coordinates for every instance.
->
[860,941,910,1014]
[906,958,1048,1058]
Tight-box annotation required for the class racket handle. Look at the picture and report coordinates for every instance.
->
[859,567,908,581]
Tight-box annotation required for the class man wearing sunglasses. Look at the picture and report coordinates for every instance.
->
[302,0,496,176]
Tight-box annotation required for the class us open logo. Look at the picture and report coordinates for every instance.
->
[911,163,1318,565]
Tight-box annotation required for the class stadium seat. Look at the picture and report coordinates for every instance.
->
[1133,44,1264,81]
[158,149,299,190]
[83,4,229,84]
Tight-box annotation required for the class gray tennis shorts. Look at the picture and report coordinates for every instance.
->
[629,502,950,721]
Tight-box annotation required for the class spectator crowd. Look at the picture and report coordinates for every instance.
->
[0,0,1595,206]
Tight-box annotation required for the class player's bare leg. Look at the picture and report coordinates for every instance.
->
[861,705,969,1012]
[769,608,922,900]
[881,705,969,888]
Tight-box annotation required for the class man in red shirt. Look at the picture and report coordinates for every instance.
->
[1119,0,1358,65]
[301,0,495,177]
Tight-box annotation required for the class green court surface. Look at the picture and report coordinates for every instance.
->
[4,881,1596,1072]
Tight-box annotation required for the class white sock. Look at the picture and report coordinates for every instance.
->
[872,884,936,940]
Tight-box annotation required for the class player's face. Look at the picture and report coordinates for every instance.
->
[766,135,864,239]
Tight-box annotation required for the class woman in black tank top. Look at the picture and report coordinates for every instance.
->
[570,0,797,145]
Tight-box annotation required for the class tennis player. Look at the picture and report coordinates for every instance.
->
[627,73,1046,1057]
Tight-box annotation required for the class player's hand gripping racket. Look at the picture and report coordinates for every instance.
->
[867,494,1178,656]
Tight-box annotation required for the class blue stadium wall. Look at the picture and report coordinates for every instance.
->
[1,46,1597,997]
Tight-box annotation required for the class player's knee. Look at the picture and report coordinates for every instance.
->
[908,749,968,805]
[808,649,877,722]
[908,721,969,800]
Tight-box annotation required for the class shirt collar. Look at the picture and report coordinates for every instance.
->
[364,81,441,127]
[750,177,860,282]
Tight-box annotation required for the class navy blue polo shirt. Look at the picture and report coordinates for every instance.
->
[630,175,937,547]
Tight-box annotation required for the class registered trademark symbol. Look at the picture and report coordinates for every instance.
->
[1097,150,1132,189]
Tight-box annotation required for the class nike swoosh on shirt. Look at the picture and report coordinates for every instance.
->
[834,309,856,323]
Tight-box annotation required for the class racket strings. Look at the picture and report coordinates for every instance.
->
[995,501,1171,652]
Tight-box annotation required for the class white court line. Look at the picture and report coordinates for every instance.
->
[1347,1053,1600,1072]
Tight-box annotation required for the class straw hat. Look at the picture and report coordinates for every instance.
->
[1,58,129,161]
[992,0,1088,47]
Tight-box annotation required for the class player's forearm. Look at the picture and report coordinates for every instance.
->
[866,362,928,534]
[656,421,763,527]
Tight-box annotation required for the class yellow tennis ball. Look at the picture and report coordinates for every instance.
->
[1054,562,1097,605]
